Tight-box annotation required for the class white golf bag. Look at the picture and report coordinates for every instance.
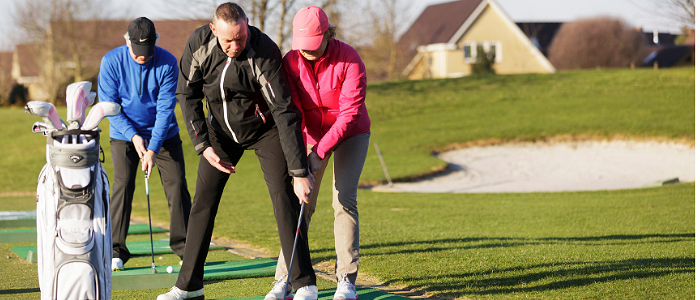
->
[28,81,119,300]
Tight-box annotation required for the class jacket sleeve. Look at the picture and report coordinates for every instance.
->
[176,32,210,155]
[313,47,367,159]
[258,46,308,177]
[148,53,179,153]
[98,54,138,141]
[283,52,307,146]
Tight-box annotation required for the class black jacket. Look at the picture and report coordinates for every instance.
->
[177,24,308,177]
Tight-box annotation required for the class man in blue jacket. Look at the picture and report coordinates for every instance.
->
[98,17,192,270]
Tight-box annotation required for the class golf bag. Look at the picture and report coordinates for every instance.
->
[32,82,113,300]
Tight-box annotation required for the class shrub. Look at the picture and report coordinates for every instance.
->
[548,17,647,70]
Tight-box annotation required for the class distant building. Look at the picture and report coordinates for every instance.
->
[10,19,208,102]
[399,0,555,80]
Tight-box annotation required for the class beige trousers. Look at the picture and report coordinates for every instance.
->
[275,131,370,285]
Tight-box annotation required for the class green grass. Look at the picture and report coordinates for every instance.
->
[0,67,694,299]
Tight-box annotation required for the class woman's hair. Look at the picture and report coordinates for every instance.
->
[324,24,337,41]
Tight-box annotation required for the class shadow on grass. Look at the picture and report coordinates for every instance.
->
[386,257,693,297]
[311,233,693,258]
[310,233,694,296]
[0,288,41,295]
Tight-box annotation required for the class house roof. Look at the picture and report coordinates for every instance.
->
[49,19,209,64]
[398,0,483,53]
[516,22,562,57]
[642,45,695,67]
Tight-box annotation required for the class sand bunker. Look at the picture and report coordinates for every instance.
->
[371,140,695,193]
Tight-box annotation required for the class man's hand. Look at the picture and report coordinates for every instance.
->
[293,173,315,204]
[141,150,155,179]
[131,134,147,160]
[308,151,323,174]
[203,147,235,174]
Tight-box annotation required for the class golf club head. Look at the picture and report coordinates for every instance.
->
[32,121,49,135]
[25,100,63,130]
[81,101,121,131]
[66,81,93,129]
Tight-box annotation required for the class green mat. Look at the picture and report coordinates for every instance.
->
[10,240,226,261]
[112,258,276,290]
[126,224,168,234]
[127,240,226,255]
[0,224,167,243]
[219,287,410,300]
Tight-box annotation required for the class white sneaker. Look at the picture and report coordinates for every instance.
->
[293,285,318,300]
[111,258,124,271]
[265,276,294,300]
[156,286,204,300]
[333,275,357,300]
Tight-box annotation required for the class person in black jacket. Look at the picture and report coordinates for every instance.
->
[156,3,317,300]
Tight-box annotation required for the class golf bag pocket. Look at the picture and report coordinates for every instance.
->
[36,129,111,300]
[55,261,98,299]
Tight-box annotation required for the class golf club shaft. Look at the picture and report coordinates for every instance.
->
[145,171,157,273]
[284,202,305,289]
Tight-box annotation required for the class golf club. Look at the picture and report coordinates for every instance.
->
[284,202,306,292]
[66,81,91,129]
[32,121,48,135]
[144,169,158,274]
[25,101,64,131]
[81,101,121,131]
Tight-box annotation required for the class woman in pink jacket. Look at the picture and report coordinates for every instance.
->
[265,6,371,300]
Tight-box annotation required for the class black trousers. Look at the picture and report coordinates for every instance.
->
[176,125,316,291]
[110,134,192,263]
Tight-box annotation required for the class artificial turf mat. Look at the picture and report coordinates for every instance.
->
[111,258,277,290]
[0,224,169,243]
[10,240,226,261]
[219,287,409,300]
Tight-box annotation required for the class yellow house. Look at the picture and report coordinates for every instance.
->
[400,0,555,79]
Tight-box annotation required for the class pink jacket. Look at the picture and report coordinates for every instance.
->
[283,39,371,159]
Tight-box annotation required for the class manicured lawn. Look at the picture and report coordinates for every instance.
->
[0,67,694,299]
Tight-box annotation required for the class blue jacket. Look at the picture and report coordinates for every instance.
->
[98,45,180,153]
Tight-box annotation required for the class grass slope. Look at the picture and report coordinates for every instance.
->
[0,67,694,299]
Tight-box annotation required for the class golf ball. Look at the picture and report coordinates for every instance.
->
[166,266,174,273]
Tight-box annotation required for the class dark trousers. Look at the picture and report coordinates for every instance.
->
[110,134,192,263]
[176,126,316,291]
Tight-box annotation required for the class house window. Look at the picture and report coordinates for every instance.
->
[464,45,472,60]
[463,41,502,63]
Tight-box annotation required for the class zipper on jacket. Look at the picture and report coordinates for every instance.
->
[139,64,143,96]
[220,57,239,143]
[255,102,266,124]
[303,54,325,134]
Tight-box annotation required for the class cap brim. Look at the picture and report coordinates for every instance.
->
[131,43,155,57]
[291,34,324,51]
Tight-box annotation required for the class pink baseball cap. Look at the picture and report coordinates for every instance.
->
[292,6,329,51]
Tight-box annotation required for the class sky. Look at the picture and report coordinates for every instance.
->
[0,0,690,51]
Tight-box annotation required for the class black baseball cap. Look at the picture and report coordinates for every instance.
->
[128,17,157,57]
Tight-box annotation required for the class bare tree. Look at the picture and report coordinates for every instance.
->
[358,0,409,81]
[548,17,648,70]
[13,0,110,104]
[656,0,695,28]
